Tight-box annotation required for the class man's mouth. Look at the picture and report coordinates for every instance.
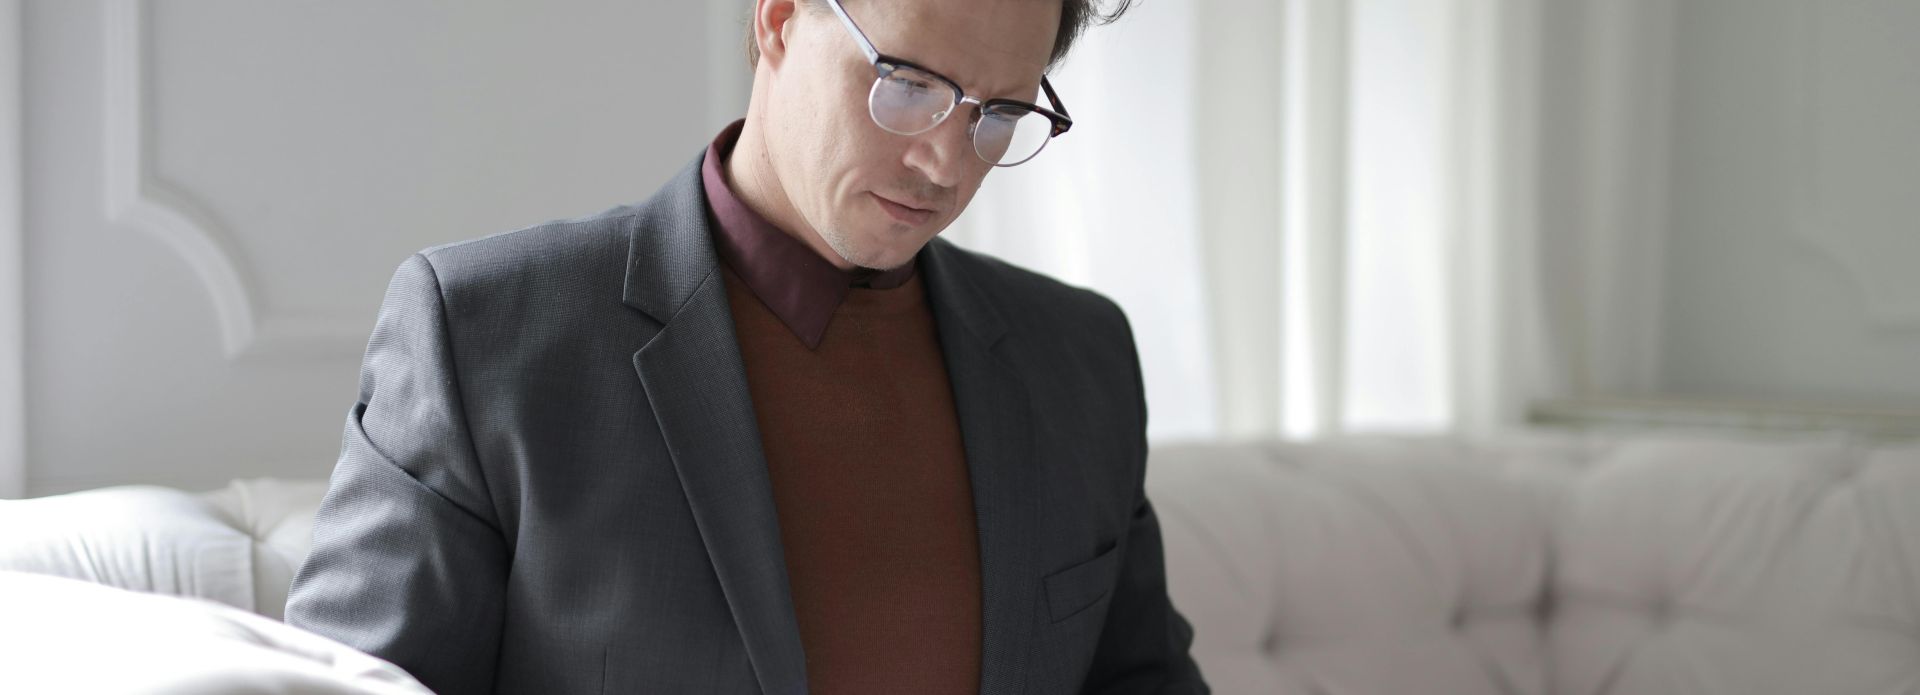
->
[870,192,937,226]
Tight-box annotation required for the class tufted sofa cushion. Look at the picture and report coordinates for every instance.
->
[1147,433,1920,695]
[0,478,326,620]
[1148,437,1563,694]
[1547,438,1920,695]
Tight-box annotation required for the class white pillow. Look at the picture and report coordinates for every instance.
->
[0,570,432,695]
[0,485,259,612]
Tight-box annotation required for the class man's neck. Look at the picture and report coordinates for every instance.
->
[724,119,857,272]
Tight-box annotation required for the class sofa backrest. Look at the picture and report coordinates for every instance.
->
[1146,432,1920,695]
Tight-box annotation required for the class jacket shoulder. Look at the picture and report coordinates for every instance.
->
[932,238,1132,339]
[412,203,641,293]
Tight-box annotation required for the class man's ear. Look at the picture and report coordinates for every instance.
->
[753,0,800,69]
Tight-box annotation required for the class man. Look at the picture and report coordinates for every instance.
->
[285,0,1207,692]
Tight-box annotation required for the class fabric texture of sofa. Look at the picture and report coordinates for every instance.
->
[2,431,1917,694]
[1150,432,1920,695]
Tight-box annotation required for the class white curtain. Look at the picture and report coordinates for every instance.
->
[1295,0,1556,438]
[947,0,1553,443]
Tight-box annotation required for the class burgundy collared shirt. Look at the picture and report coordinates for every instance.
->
[701,120,916,350]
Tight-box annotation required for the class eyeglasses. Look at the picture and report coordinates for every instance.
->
[822,0,1073,167]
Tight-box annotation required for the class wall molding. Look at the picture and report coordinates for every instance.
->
[1784,1,1920,330]
[1529,396,1920,442]
[103,0,366,360]
[103,1,755,359]
[1789,236,1920,330]
[2,0,24,498]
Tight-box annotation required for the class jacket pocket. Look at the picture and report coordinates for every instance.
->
[1042,541,1122,623]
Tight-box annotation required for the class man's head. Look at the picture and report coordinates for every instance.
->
[731,0,1130,271]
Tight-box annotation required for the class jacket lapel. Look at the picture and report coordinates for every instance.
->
[623,155,1040,695]
[921,239,1041,695]
[626,156,809,695]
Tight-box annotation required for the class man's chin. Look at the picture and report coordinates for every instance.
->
[837,235,923,271]
[872,239,937,270]
[852,253,909,273]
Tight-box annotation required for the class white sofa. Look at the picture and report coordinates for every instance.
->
[1150,432,1920,695]
[3,431,1918,694]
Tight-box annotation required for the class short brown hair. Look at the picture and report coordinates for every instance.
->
[745,0,1135,70]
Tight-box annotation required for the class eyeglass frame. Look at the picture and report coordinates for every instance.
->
[820,0,1074,166]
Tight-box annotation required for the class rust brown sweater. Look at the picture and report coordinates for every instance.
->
[703,119,982,693]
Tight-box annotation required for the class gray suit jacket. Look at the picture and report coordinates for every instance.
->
[285,153,1207,695]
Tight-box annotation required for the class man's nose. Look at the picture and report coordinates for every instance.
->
[901,107,977,189]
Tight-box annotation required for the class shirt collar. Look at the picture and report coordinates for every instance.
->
[700,120,917,350]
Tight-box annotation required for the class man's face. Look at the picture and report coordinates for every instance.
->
[760,0,1060,270]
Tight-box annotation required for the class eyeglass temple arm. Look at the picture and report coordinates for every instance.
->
[1041,78,1070,116]
[823,0,882,65]
[1041,78,1073,135]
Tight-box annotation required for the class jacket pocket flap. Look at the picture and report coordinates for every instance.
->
[1043,542,1121,622]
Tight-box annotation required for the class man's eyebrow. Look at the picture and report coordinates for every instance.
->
[889,52,1036,102]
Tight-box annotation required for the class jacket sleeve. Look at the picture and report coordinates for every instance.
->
[284,252,507,695]
[1079,300,1210,694]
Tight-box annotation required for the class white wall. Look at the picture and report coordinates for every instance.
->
[16,0,748,496]
[1536,0,1920,412]
[1659,0,1920,409]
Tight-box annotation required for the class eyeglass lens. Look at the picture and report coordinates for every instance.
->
[868,64,1054,166]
